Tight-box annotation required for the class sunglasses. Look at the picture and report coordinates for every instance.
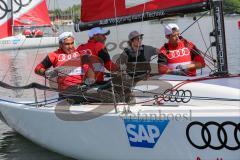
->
[63,42,74,45]
[133,36,143,41]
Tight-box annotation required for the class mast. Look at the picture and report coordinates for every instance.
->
[10,0,14,35]
[211,0,228,74]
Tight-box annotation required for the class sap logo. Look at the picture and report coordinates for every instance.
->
[124,119,169,148]
[12,38,21,44]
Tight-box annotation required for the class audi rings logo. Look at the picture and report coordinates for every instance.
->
[0,0,32,19]
[166,48,190,60]
[163,89,192,103]
[186,121,240,150]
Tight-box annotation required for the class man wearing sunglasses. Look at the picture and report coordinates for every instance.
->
[114,31,159,104]
[117,30,159,79]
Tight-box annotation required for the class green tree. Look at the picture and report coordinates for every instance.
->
[223,0,240,14]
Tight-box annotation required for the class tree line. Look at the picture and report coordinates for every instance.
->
[223,0,240,14]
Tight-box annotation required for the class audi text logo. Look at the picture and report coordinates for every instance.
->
[186,121,240,150]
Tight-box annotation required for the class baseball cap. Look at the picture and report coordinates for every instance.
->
[88,27,110,38]
[59,32,74,43]
[164,23,180,36]
[128,31,144,40]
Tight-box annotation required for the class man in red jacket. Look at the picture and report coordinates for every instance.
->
[77,27,134,103]
[158,23,205,76]
[35,32,93,102]
[77,27,119,83]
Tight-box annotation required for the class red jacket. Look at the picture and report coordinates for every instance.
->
[35,49,88,91]
[158,38,205,76]
[77,39,118,82]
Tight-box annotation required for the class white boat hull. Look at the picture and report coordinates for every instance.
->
[0,35,58,51]
[0,76,240,160]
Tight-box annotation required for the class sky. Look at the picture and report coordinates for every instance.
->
[47,0,80,10]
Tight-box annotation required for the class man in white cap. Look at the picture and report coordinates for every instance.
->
[158,23,205,76]
[117,30,159,78]
[35,32,76,77]
[77,27,119,82]
[77,27,140,103]
[35,32,94,103]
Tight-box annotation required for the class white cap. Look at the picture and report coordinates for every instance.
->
[164,23,180,36]
[59,32,74,43]
[88,27,110,38]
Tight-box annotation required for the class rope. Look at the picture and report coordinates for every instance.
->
[130,2,146,90]
[181,11,209,35]
[1,48,23,82]
[0,74,239,106]
[113,0,124,106]
[0,97,60,106]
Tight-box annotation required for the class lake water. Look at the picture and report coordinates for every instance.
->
[0,16,239,159]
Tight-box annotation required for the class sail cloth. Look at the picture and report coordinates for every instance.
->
[0,0,13,39]
[75,0,209,31]
[0,0,51,39]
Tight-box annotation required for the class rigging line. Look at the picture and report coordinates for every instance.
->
[134,93,240,102]
[198,46,216,72]
[43,69,129,89]
[202,46,215,62]
[206,4,215,61]
[37,65,93,86]
[170,74,240,91]
[1,94,238,107]
[209,1,215,60]
[12,73,239,104]
[0,97,60,106]
[196,19,212,60]
[44,75,47,105]
[20,38,45,97]
[1,40,29,83]
[180,11,209,35]
[202,46,216,71]
[182,39,216,71]
[133,94,240,102]
[193,26,216,72]
[208,36,214,61]
[113,0,126,105]
[130,2,146,91]
[129,85,240,102]
[10,81,240,105]
[25,39,44,85]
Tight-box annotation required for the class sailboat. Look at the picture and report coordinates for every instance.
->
[0,0,58,51]
[0,0,240,160]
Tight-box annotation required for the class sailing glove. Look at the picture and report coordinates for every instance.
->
[175,64,188,71]
[45,69,58,78]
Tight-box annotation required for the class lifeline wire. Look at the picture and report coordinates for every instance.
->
[113,0,125,107]
[131,2,146,90]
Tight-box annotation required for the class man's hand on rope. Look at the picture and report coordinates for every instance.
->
[45,69,58,79]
